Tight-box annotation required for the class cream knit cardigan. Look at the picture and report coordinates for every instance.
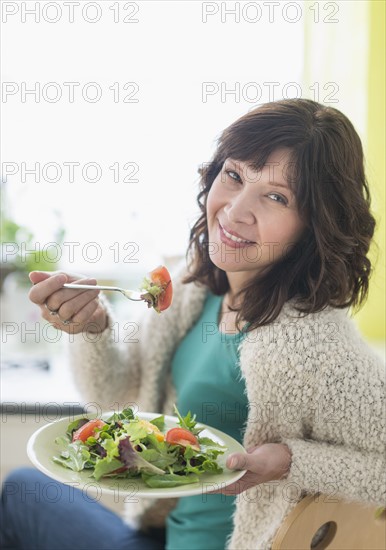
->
[69,270,385,550]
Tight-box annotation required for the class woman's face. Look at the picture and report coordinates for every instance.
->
[206,148,305,285]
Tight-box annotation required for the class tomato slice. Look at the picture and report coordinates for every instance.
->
[149,265,173,312]
[165,427,200,451]
[72,419,106,442]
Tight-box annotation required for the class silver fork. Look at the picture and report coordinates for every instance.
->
[63,283,148,302]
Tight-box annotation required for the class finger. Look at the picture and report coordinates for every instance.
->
[40,307,70,331]
[29,271,52,284]
[55,287,100,322]
[39,280,102,333]
[43,278,98,311]
[246,444,261,453]
[57,300,106,333]
[59,296,100,327]
[226,453,249,471]
[40,298,100,332]
[72,299,100,326]
[29,273,68,305]
[84,303,108,332]
[29,270,78,285]
[29,270,87,289]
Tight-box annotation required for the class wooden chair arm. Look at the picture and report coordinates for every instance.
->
[271,493,386,550]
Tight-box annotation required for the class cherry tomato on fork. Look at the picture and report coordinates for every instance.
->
[149,266,173,312]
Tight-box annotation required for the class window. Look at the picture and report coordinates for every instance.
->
[2,1,304,283]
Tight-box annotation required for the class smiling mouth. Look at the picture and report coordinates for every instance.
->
[219,223,254,244]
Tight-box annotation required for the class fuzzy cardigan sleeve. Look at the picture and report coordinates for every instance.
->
[239,304,386,508]
[65,294,143,410]
[66,269,207,413]
[282,333,386,506]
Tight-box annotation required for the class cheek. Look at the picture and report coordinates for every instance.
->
[264,214,304,245]
[280,218,305,245]
[206,183,221,220]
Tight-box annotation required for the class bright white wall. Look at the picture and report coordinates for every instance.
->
[2,0,306,281]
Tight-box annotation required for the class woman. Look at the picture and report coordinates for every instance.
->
[2,99,384,550]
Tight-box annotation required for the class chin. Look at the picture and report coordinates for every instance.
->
[209,255,257,274]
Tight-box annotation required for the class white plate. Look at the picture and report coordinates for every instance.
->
[27,412,247,498]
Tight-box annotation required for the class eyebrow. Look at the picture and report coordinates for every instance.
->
[225,159,291,191]
[268,181,290,190]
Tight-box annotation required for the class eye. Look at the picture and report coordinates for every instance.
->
[267,193,288,206]
[224,169,241,182]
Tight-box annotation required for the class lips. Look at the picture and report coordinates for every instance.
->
[218,221,255,248]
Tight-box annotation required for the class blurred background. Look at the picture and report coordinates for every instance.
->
[0,0,385,502]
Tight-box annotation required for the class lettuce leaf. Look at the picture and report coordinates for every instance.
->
[53,438,92,472]
[105,408,135,423]
[118,437,165,475]
[149,415,165,431]
[122,421,148,443]
[141,276,163,298]
[173,405,203,436]
[140,435,178,469]
[141,473,199,488]
[93,457,124,480]
[54,406,227,488]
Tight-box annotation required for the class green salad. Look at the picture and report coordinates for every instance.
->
[53,406,226,488]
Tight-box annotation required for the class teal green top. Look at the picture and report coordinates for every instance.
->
[166,293,249,550]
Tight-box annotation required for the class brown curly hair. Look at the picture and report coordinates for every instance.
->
[184,99,376,330]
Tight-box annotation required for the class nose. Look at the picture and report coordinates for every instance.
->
[224,189,256,225]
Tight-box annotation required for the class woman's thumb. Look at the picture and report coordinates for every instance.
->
[226,453,249,470]
[28,271,53,284]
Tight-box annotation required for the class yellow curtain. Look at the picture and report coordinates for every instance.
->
[356,0,386,342]
[303,0,385,343]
